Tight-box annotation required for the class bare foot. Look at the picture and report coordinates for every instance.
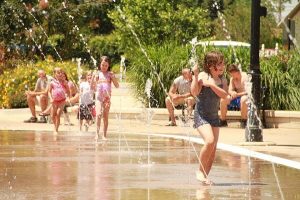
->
[84,123,89,132]
[200,178,214,185]
[196,171,214,185]
[102,136,107,141]
[196,170,205,181]
[95,133,99,141]
[53,131,58,135]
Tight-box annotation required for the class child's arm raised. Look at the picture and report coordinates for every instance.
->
[111,72,119,88]
[191,65,203,97]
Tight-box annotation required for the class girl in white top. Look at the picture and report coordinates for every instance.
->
[78,71,95,131]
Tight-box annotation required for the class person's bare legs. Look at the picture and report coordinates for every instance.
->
[55,104,63,133]
[40,105,52,115]
[102,101,111,140]
[79,119,83,131]
[186,98,195,117]
[240,95,248,120]
[95,100,103,141]
[51,104,58,134]
[165,97,176,125]
[39,94,48,112]
[26,94,37,118]
[204,127,219,174]
[196,124,218,184]
[220,97,230,121]
[51,102,64,134]
[95,115,102,140]
[39,94,51,116]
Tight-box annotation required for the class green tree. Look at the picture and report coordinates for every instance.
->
[0,0,115,62]
[204,0,225,20]
[0,1,35,58]
[212,0,281,47]
[109,0,211,49]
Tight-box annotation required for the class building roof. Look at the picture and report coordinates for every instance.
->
[195,40,250,48]
[278,2,300,26]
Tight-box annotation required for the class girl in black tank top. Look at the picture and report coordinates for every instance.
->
[191,51,228,185]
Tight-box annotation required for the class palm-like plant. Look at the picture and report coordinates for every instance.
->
[261,51,300,110]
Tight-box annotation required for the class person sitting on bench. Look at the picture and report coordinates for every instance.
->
[165,68,195,126]
[24,69,52,123]
[219,64,248,128]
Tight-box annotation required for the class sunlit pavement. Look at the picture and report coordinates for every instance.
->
[1,130,300,199]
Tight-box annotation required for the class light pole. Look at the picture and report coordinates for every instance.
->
[245,0,267,142]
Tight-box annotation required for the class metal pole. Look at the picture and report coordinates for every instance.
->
[245,0,266,142]
[288,19,291,50]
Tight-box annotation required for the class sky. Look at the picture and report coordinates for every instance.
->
[282,0,299,19]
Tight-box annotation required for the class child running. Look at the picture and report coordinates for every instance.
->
[95,56,119,141]
[191,51,228,185]
[78,71,95,132]
[49,67,70,134]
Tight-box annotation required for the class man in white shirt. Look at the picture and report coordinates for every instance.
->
[165,68,195,126]
[24,69,52,123]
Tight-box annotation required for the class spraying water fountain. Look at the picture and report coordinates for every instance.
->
[119,55,126,81]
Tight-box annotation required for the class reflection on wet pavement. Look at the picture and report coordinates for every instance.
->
[0,130,300,199]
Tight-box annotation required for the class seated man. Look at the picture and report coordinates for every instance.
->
[24,69,52,123]
[165,68,195,126]
[219,64,248,128]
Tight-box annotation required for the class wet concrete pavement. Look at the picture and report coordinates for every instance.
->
[1,130,300,200]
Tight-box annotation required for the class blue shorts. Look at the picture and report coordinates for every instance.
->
[228,97,241,111]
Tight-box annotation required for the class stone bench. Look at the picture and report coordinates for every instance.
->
[63,105,300,129]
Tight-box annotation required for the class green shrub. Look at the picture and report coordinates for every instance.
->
[126,42,191,107]
[126,42,251,108]
[126,42,299,111]
[111,63,120,74]
[0,64,37,108]
[261,51,300,110]
[88,34,121,63]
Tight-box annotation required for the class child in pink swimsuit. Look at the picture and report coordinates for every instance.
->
[49,67,70,134]
[97,72,112,103]
[95,56,119,141]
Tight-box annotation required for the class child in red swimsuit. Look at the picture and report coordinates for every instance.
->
[49,67,70,134]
